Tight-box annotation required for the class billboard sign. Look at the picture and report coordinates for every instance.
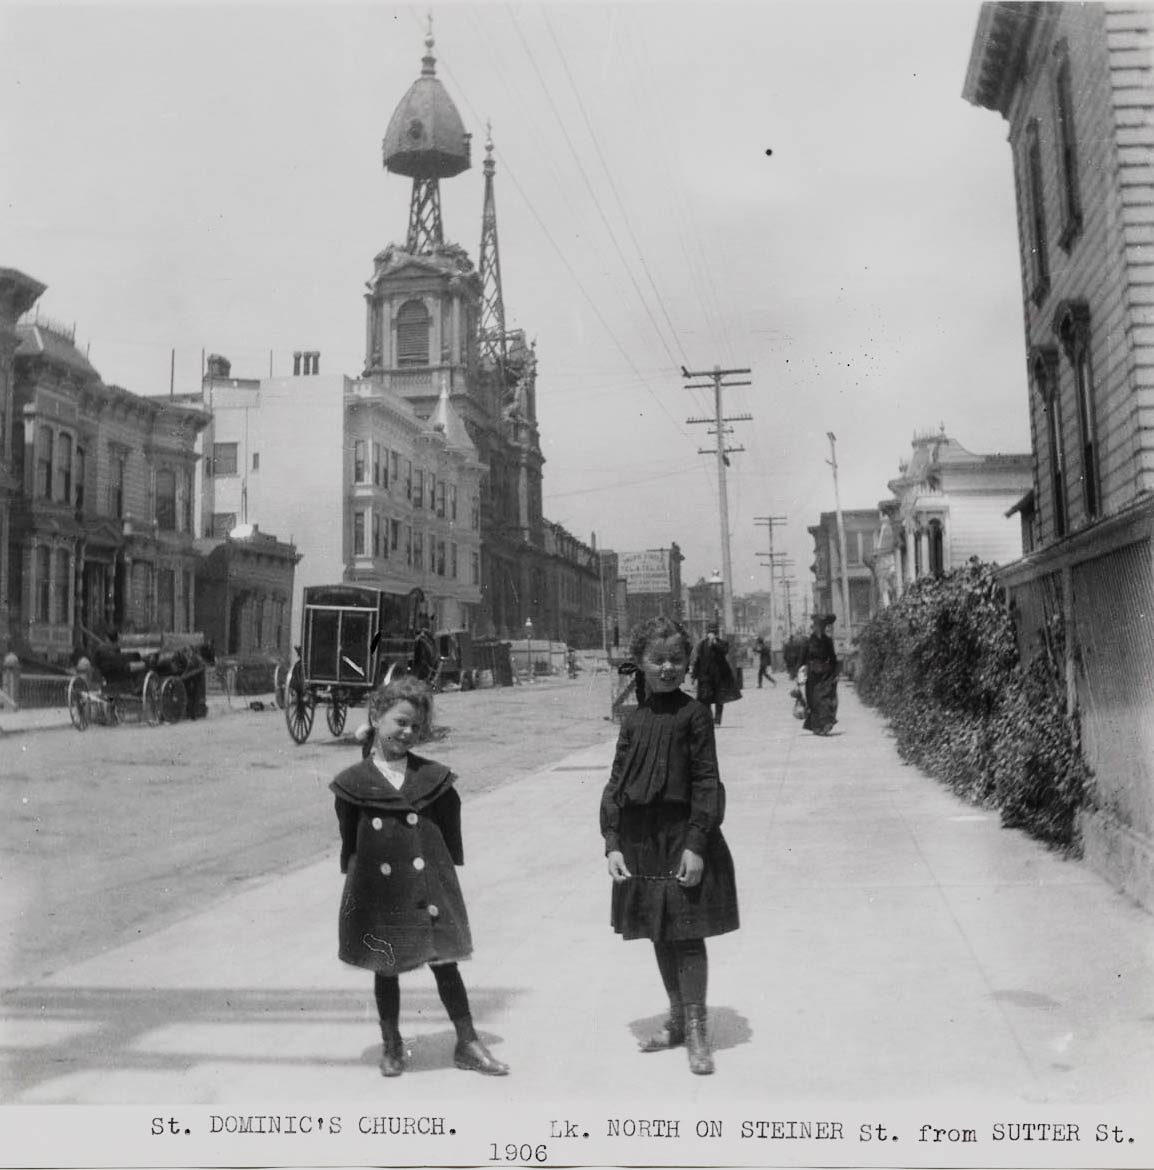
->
[619,549,671,595]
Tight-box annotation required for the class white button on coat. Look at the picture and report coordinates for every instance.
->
[379,862,391,876]
[371,817,383,830]
[406,813,419,826]
[427,904,439,917]
[412,857,425,871]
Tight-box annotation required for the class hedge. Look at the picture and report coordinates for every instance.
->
[856,561,1088,850]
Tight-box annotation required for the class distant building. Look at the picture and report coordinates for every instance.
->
[965,2,1154,908]
[807,509,879,647]
[1,271,212,663]
[619,546,684,642]
[873,429,1032,604]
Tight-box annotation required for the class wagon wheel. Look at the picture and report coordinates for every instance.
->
[67,675,90,731]
[284,661,315,744]
[160,676,187,723]
[273,662,287,710]
[141,671,162,726]
[327,695,348,737]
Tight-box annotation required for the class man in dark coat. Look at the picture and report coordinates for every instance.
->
[753,635,776,688]
[691,625,739,726]
[802,613,839,736]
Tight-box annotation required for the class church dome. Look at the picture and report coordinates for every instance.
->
[382,28,471,180]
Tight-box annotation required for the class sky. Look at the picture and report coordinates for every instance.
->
[0,0,1031,625]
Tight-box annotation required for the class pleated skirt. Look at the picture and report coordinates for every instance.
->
[610,802,739,942]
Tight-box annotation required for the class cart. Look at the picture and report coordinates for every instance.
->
[67,632,208,730]
[282,584,429,744]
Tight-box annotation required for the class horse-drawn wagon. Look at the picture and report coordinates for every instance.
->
[282,584,437,744]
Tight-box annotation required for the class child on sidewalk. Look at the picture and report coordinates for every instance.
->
[331,676,509,1078]
[600,616,740,1075]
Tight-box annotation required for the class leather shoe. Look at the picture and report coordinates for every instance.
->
[454,1037,509,1076]
[638,1014,686,1052]
[378,1034,405,1078]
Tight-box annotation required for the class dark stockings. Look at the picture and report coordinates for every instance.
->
[374,963,475,1042]
[652,938,708,1007]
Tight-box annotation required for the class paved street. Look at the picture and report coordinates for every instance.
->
[2,680,1153,1164]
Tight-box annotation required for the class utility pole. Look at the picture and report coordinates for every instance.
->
[827,432,852,648]
[781,577,796,639]
[754,515,787,653]
[684,365,752,635]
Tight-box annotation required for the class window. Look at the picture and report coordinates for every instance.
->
[75,446,86,512]
[405,459,413,502]
[1031,346,1068,539]
[185,571,195,632]
[156,469,177,531]
[1023,119,1050,306]
[414,468,425,509]
[213,442,238,476]
[389,450,399,489]
[157,568,175,631]
[373,442,382,486]
[470,493,480,530]
[354,510,366,556]
[55,432,72,503]
[252,452,260,471]
[471,551,480,586]
[404,524,413,567]
[373,512,381,558]
[36,546,50,622]
[354,439,367,483]
[396,300,431,366]
[449,483,457,521]
[451,542,458,579]
[435,478,446,518]
[36,426,53,498]
[212,511,237,538]
[1053,41,1082,249]
[412,529,424,571]
[390,518,401,555]
[182,469,194,532]
[54,548,70,623]
[131,562,153,623]
[1057,301,1100,520]
[428,472,438,512]
[109,452,125,518]
[254,597,264,648]
[436,538,446,577]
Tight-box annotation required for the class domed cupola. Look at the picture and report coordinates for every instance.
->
[381,19,472,253]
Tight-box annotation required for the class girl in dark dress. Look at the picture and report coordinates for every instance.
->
[331,676,508,1078]
[600,616,740,1075]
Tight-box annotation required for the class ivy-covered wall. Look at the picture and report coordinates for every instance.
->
[856,562,1088,850]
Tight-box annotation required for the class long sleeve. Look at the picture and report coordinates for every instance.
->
[599,719,634,854]
[429,786,465,866]
[683,702,724,856]
[334,795,360,873]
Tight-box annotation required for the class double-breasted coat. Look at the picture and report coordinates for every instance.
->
[331,754,472,974]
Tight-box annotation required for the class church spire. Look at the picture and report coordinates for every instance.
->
[478,121,507,370]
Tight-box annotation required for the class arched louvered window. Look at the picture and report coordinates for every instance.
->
[396,300,431,367]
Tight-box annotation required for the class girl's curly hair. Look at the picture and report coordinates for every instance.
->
[628,615,692,665]
[368,673,435,743]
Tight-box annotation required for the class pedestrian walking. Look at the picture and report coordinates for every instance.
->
[330,676,509,1079]
[600,616,740,1075]
[802,613,839,736]
[753,635,776,688]
[690,623,741,725]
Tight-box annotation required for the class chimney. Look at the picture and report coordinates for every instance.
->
[205,353,231,379]
[293,351,302,376]
[312,351,321,375]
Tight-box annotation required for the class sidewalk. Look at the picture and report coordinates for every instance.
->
[3,684,1152,1118]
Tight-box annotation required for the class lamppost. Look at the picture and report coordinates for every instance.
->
[708,570,723,633]
[524,617,534,684]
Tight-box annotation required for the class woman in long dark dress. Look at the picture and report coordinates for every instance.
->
[802,613,839,736]
[600,616,739,1075]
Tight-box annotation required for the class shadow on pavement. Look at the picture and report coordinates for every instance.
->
[627,1005,751,1053]
[0,983,519,1100]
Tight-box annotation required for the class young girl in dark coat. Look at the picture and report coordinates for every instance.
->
[600,616,740,1075]
[332,676,509,1078]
